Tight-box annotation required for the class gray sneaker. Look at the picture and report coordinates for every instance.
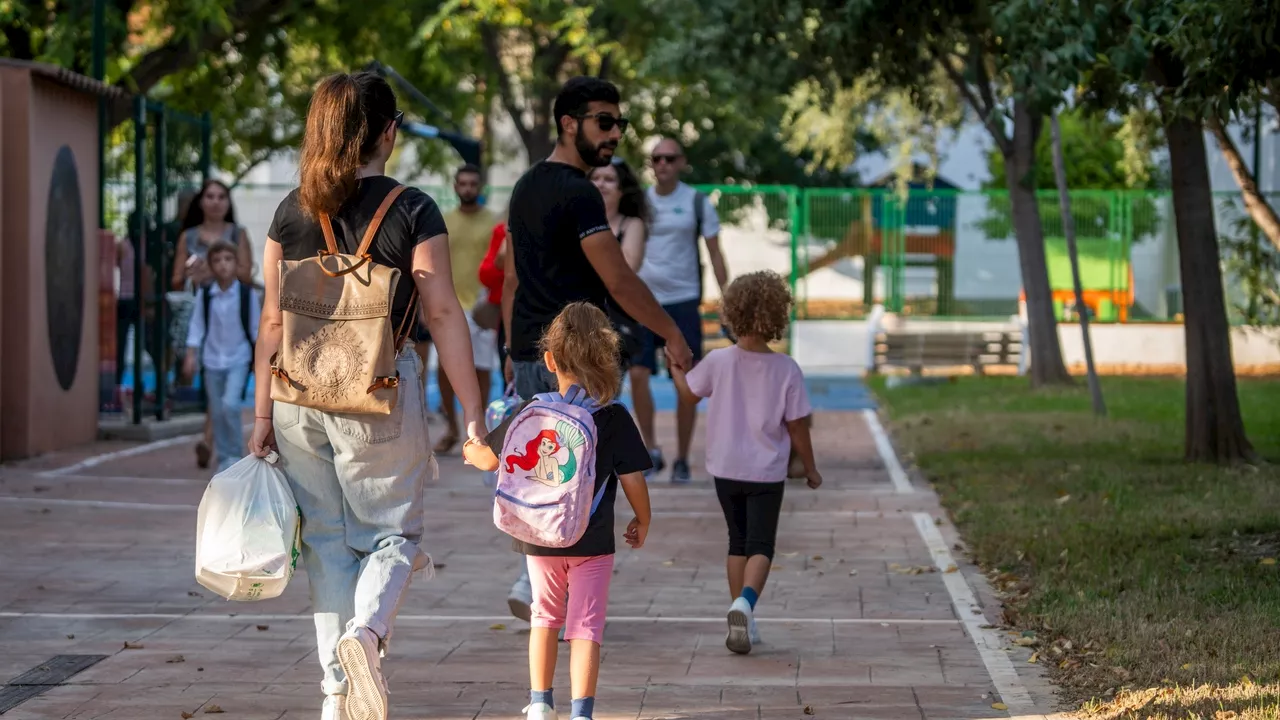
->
[644,448,665,479]
[726,596,753,654]
[508,575,533,622]
[671,458,692,484]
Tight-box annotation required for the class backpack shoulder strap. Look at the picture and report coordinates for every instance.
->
[201,287,212,345]
[239,282,253,346]
[355,184,409,256]
[693,190,706,241]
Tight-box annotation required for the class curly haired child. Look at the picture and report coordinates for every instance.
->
[465,302,653,720]
[671,270,820,655]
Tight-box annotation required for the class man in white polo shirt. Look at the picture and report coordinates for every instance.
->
[632,137,729,483]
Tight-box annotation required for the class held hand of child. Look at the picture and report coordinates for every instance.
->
[806,470,823,490]
[462,437,499,472]
[182,354,197,383]
[624,517,648,549]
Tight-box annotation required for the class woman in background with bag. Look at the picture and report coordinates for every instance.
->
[248,71,486,720]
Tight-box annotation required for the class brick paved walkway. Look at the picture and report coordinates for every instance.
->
[0,410,1058,719]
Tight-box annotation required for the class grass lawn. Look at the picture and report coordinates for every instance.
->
[869,376,1280,718]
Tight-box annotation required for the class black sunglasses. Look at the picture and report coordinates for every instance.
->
[576,112,629,133]
[389,110,404,130]
[650,153,683,164]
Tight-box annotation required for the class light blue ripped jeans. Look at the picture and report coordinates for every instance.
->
[273,347,437,696]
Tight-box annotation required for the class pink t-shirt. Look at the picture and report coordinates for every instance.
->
[684,345,812,483]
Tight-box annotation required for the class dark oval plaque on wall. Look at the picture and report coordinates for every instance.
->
[46,145,85,392]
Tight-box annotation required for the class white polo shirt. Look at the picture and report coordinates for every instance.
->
[638,183,721,306]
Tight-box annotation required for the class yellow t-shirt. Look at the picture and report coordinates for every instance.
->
[443,207,498,308]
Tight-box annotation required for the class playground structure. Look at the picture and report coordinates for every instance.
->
[1020,237,1136,323]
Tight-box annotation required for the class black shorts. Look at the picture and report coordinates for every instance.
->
[610,308,643,372]
[715,478,785,559]
[638,298,704,376]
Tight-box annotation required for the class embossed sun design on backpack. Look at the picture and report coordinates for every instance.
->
[269,185,417,415]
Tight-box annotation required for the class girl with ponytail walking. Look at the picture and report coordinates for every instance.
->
[249,71,486,720]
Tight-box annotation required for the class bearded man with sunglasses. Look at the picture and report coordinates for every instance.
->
[498,76,693,622]
[630,138,729,484]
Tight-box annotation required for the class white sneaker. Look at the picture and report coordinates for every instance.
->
[336,627,388,720]
[726,597,754,655]
[508,577,533,622]
[523,702,558,720]
[321,695,347,720]
[749,616,762,646]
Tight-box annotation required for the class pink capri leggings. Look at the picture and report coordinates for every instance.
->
[526,554,614,644]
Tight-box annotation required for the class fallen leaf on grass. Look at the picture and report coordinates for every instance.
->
[256,625,269,631]
[1260,557,1277,566]
[803,705,815,715]
[1055,495,1072,506]
[123,641,144,650]
[1028,652,1039,664]
[166,656,185,664]
[1216,712,1238,720]
[991,702,1008,711]
[1013,637,1037,647]
[489,624,506,631]
[204,705,224,714]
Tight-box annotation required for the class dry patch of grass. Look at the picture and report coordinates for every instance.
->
[1082,682,1280,720]
[870,377,1280,711]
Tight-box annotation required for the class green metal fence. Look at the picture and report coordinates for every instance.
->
[103,99,212,422]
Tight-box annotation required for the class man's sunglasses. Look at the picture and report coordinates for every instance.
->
[576,113,629,133]
[651,153,683,164]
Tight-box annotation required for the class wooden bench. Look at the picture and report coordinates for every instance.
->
[871,330,1023,375]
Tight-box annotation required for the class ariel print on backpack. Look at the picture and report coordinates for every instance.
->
[491,386,607,548]
[503,422,584,487]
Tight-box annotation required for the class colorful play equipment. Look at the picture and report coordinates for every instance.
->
[1019,237,1134,322]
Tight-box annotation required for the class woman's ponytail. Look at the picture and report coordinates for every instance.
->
[297,72,397,219]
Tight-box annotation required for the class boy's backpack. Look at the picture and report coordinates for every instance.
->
[269,185,416,415]
[493,385,608,548]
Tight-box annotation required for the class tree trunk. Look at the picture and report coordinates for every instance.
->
[1164,115,1255,463]
[1004,99,1072,387]
[1208,116,1280,254]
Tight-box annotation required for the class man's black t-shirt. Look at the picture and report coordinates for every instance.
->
[486,402,652,557]
[267,176,447,332]
[507,161,612,362]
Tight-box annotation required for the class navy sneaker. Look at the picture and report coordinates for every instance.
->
[645,448,665,479]
[671,458,692,484]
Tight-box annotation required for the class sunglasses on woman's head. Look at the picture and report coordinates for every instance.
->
[393,110,405,128]
[576,113,630,133]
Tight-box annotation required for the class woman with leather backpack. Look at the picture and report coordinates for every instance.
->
[248,71,486,720]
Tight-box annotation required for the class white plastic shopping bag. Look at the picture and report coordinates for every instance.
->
[195,451,301,601]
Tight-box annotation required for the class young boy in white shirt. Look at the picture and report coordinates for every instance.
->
[185,241,259,472]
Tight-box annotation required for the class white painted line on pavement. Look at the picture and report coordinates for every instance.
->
[863,409,914,494]
[0,611,958,625]
[38,433,201,477]
[912,512,1034,712]
[38,423,253,477]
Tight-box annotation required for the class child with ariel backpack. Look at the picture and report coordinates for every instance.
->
[464,302,653,720]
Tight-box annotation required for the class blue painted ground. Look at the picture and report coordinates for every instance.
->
[119,368,875,413]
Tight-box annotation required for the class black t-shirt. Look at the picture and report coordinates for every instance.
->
[507,161,612,362]
[267,176,448,332]
[486,402,652,556]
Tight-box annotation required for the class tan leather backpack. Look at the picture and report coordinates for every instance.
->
[269,185,417,415]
